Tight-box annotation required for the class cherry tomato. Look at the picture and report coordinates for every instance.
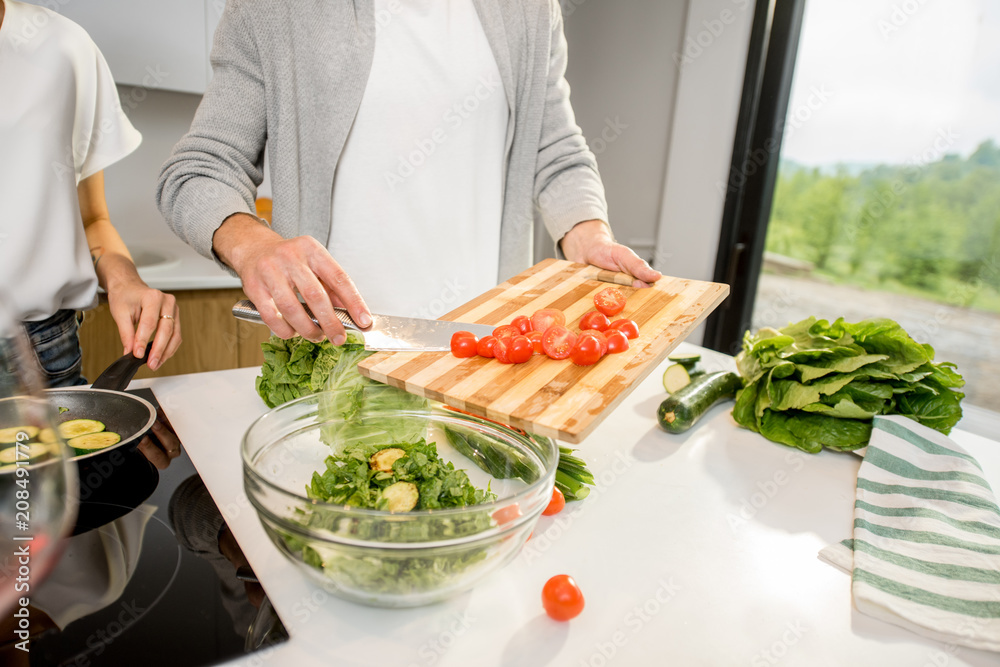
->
[569,335,603,366]
[451,331,476,345]
[530,308,566,333]
[493,503,522,526]
[477,335,498,358]
[541,325,577,360]
[511,315,533,335]
[579,310,611,332]
[508,335,534,363]
[542,574,585,621]
[493,337,512,363]
[594,287,626,317]
[578,330,608,355]
[609,319,639,340]
[451,334,478,358]
[605,329,630,354]
[493,325,518,341]
[542,487,566,516]
[527,331,544,354]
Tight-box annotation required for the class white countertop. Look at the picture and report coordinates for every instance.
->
[138,343,1000,667]
[129,235,242,291]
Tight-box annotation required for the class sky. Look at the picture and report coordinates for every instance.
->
[780,0,1000,166]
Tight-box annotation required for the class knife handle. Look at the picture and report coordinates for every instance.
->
[232,299,365,332]
[579,266,636,287]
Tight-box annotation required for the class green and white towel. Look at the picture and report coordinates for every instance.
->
[819,415,1000,652]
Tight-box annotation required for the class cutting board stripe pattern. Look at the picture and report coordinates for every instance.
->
[359,259,728,443]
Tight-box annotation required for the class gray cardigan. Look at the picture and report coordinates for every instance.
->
[156,0,608,281]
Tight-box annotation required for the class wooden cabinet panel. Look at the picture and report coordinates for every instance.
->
[79,288,270,381]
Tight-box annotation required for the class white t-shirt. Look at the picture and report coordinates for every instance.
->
[0,1,141,322]
[328,0,508,318]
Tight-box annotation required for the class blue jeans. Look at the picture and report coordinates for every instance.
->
[24,310,87,388]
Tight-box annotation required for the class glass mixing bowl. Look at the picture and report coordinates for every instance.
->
[242,395,558,607]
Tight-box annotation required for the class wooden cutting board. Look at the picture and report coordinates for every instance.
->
[358,259,729,443]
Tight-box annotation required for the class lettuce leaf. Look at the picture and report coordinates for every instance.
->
[733,317,965,453]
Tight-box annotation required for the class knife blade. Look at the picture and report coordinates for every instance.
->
[232,300,497,352]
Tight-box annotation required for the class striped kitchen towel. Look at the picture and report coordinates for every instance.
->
[819,415,1000,652]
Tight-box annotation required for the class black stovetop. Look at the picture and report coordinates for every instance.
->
[13,389,287,667]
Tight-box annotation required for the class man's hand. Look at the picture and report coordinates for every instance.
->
[213,214,372,344]
[560,220,662,288]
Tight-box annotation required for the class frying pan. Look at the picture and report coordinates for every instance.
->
[45,353,160,534]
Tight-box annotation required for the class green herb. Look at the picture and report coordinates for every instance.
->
[286,438,498,596]
[733,317,965,453]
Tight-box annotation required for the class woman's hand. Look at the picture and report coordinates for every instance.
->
[560,219,662,288]
[104,262,182,371]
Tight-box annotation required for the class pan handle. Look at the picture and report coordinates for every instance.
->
[91,351,148,392]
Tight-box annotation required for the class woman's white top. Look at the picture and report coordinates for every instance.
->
[0,1,141,321]
[328,0,508,318]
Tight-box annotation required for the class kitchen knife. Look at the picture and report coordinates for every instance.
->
[231,300,497,352]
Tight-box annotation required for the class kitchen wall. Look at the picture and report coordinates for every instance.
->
[104,86,203,249]
[552,0,689,263]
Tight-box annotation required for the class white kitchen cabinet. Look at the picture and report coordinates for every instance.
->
[22,0,222,94]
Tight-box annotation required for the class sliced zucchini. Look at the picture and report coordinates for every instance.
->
[38,428,57,444]
[369,447,407,473]
[0,442,51,464]
[59,419,105,440]
[0,426,40,444]
[68,431,121,451]
[667,353,702,369]
[662,364,692,394]
[381,481,419,513]
[658,371,742,434]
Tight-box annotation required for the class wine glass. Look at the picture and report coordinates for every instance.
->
[0,297,79,616]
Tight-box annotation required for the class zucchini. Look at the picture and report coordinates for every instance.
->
[0,443,52,464]
[59,419,105,440]
[0,426,40,444]
[381,481,418,512]
[657,371,742,434]
[68,431,121,451]
[662,364,692,394]
[667,353,701,369]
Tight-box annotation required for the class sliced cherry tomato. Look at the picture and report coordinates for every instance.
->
[570,335,603,366]
[542,487,566,516]
[541,325,577,360]
[493,325,518,341]
[527,331,544,354]
[542,574,585,621]
[493,337,511,363]
[609,319,639,340]
[477,335,498,358]
[511,315,533,335]
[508,335,534,363]
[451,334,478,358]
[594,287,626,317]
[605,329,630,354]
[578,330,608,355]
[530,308,566,333]
[493,503,522,526]
[579,310,611,332]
